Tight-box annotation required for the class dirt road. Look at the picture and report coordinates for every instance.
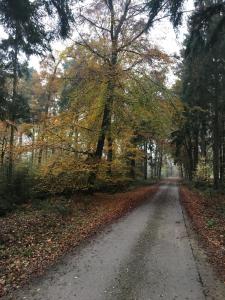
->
[6,182,225,300]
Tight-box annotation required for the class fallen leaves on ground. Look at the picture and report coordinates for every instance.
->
[0,185,158,297]
[180,186,225,281]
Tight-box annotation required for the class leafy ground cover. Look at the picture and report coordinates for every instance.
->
[180,185,225,282]
[0,184,158,297]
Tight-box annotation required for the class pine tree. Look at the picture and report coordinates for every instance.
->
[173,0,225,188]
[0,0,73,179]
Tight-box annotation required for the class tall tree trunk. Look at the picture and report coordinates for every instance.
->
[73,115,79,159]
[1,129,7,169]
[219,119,225,183]
[149,149,154,179]
[158,148,163,179]
[95,72,115,160]
[95,30,117,159]
[213,97,220,189]
[130,158,135,179]
[193,130,199,173]
[38,60,60,165]
[38,93,50,165]
[185,137,193,181]
[8,28,19,181]
[107,128,113,175]
[18,131,23,161]
[154,146,159,178]
[8,125,15,181]
[87,77,115,187]
[1,139,5,167]
[143,141,148,180]
[180,164,184,178]
[31,128,35,165]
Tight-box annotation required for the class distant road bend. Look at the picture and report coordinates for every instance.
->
[7,181,225,300]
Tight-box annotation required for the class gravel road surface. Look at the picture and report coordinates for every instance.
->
[6,181,225,300]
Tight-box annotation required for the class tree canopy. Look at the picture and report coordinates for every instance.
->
[0,0,225,213]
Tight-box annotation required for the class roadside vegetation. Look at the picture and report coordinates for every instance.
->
[174,1,225,282]
[172,1,225,189]
[180,185,225,281]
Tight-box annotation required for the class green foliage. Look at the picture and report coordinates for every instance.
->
[194,157,212,182]
[35,155,133,195]
[36,156,93,195]
[0,163,37,215]
[0,0,73,53]
[32,196,73,217]
[172,1,225,187]
[0,0,185,212]
[206,218,217,229]
[146,0,184,28]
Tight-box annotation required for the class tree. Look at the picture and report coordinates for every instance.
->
[0,0,74,179]
[72,0,184,183]
[172,0,225,188]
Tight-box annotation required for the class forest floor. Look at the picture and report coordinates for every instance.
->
[0,183,158,297]
[180,185,225,282]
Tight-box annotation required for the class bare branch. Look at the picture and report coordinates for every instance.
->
[79,14,110,33]
[71,26,110,63]
[114,0,131,39]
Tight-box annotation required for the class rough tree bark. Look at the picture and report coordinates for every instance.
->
[213,93,220,189]
[143,141,148,180]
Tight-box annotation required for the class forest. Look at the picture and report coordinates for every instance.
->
[0,0,225,297]
[0,1,224,205]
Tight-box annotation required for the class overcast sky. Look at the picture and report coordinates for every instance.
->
[0,0,194,71]
[28,0,194,71]
[150,1,194,54]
